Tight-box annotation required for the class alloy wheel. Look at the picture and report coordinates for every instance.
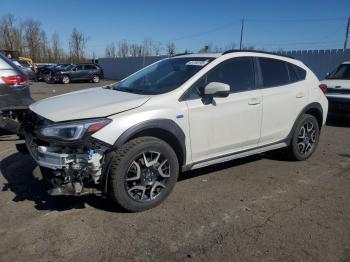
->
[125,151,170,202]
[297,121,317,155]
[62,76,69,84]
[92,75,99,83]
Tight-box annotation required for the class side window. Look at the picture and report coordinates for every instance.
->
[259,58,290,87]
[287,63,299,83]
[293,65,306,80]
[184,57,255,100]
[76,65,83,70]
[206,57,255,93]
[84,65,95,70]
[287,63,307,83]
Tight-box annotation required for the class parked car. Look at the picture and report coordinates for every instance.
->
[22,51,328,212]
[37,64,72,82]
[46,64,103,84]
[0,53,34,134]
[320,62,350,117]
[12,60,37,81]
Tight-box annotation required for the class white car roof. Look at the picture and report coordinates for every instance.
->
[175,51,295,60]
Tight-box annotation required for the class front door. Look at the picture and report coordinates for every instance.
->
[183,57,263,162]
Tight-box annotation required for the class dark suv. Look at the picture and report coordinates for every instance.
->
[48,64,104,84]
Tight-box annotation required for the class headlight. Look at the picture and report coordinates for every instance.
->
[38,119,111,141]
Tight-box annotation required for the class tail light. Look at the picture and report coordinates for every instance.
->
[1,75,28,86]
[319,84,328,94]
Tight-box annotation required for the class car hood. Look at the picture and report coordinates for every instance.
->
[29,87,151,122]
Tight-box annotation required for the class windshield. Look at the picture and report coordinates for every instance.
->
[327,64,350,80]
[113,57,214,95]
[63,65,74,71]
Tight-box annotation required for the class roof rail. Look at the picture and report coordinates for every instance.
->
[172,52,193,57]
[222,49,294,59]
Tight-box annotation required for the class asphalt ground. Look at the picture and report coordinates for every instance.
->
[0,80,350,261]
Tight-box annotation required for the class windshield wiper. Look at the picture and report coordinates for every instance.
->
[117,87,148,94]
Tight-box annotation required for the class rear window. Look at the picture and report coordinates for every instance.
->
[259,58,290,87]
[84,65,97,70]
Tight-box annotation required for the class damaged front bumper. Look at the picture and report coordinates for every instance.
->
[24,132,109,196]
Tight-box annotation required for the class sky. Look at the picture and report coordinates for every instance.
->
[1,0,350,57]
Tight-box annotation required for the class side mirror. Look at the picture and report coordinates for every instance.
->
[72,68,77,71]
[204,82,230,98]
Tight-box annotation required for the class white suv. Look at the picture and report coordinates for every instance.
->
[23,51,328,212]
[320,62,350,117]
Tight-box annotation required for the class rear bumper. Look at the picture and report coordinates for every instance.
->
[326,96,350,116]
[0,85,34,110]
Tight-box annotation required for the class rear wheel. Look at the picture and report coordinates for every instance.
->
[62,75,70,84]
[92,75,100,83]
[287,114,320,161]
[108,137,179,212]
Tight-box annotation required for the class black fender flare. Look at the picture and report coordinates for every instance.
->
[100,119,186,193]
[286,102,323,145]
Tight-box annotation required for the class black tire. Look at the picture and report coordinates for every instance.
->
[108,136,179,212]
[92,75,100,83]
[62,75,70,84]
[287,114,320,161]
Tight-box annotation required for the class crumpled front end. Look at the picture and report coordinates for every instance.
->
[23,111,111,196]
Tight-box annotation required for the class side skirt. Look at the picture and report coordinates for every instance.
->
[185,142,288,171]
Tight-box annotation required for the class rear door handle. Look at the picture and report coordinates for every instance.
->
[248,97,261,105]
[296,92,305,98]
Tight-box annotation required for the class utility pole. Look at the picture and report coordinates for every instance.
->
[344,17,350,50]
[240,18,244,50]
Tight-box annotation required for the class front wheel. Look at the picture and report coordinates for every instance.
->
[108,137,179,212]
[62,75,70,84]
[287,114,320,161]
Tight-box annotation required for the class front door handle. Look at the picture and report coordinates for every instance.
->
[296,92,305,98]
[248,97,261,105]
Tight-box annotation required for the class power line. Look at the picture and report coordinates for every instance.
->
[245,17,347,23]
[171,20,240,42]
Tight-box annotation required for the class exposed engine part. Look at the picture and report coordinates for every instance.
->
[25,133,107,196]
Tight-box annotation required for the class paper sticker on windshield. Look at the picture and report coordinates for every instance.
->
[186,60,209,66]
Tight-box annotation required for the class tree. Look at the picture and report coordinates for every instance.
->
[0,14,23,53]
[51,31,64,62]
[105,42,116,57]
[153,41,162,56]
[69,28,87,63]
[166,42,176,56]
[22,18,42,61]
[141,37,153,56]
[129,44,143,57]
[117,40,129,57]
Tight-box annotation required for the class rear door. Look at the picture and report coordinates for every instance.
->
[257,57,308,145]
[83,65,95,80]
